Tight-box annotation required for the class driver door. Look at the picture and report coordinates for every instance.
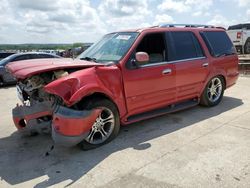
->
[122,32,176,116]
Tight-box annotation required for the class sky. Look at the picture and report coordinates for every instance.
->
[0,0,250,44]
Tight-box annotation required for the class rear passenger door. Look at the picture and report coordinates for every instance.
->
[166,31,209,101]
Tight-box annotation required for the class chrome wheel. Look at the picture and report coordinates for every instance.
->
[207,77,223,103]
[85,107,115,145]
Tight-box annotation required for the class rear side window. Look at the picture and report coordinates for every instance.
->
[200,31,235,57]
[166,31,204,61]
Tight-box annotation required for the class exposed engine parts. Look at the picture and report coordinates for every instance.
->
[17,71,68,104]
[14,70,68,134]
[24,75,44,92]
[54,70,69,79]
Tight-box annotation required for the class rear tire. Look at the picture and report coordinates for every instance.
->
[78,99,120,150]
[244,38,250,54]
[200,76,225,107]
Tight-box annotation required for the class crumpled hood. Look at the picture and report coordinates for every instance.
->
[6,58,103,79]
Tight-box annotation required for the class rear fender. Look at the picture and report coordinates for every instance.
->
[199,68,227,96]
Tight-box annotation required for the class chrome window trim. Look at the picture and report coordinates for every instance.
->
[140,56,206,68]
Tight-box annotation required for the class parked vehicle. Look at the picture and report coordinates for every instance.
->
[7,24,239,150]
[0,52,15,60]
[227,23,250,54]
[0,52,61,86]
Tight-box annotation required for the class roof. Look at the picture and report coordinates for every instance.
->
[116,24,226,33]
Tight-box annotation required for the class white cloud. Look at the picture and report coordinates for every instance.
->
[207,14,237,28]
[0,0,107,43]
[98,0,151,30]
[237,0,250,6]
[153,14,174,25]
[158,0,190,13]
[99,0,150,17]
[158,0,213,13]
[192,11,202,17]
[247,9,250,19]
[186,0,213,10]
[0,0,247,44]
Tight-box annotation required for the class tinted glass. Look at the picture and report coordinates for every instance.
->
[166,31,204,61]
[201,31,235,57]
[13,55,30,61]
[78,32,139,62]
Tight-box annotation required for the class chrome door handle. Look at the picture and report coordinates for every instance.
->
[162,69,172,75]
[202,62,209,67]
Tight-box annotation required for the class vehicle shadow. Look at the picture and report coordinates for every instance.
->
[0,83,16,89]
[0,96,243,187]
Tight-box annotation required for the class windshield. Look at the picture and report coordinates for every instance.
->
[77,32,139,63]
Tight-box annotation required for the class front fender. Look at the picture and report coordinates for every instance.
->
[44,66,127,117]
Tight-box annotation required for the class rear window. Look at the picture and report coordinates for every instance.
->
[166,31,204,61]
[200,31,236,57]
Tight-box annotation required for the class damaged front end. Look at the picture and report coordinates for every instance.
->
[52,106,101,146]
[13,101,53,134]
[13,71,100,146]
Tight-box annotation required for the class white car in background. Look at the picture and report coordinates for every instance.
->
[227,23,250,54]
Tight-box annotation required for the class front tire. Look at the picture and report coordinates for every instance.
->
[79,99,120,150]
[200,76,225,107]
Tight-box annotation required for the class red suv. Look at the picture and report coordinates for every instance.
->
[7,24,239,150]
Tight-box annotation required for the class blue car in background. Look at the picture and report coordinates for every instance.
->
[0,52,61,86]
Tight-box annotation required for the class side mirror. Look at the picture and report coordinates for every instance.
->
[135,52,149,64]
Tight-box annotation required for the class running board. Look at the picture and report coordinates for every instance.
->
[127,99,199,123]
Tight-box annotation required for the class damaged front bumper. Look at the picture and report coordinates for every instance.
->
[12,102,101,146]
[12,101,53,134]
[52,106,101,146]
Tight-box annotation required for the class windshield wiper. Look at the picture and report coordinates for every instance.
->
[80,56,97,62]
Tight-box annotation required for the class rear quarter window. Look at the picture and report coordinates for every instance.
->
[200,31,235,57]
[166,31,204,61]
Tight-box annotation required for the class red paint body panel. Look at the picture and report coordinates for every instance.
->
[13,111,52,130]
[53,109,101,136]
[44,66,127,117]
[6,58,102,79]
[122,63,176,116]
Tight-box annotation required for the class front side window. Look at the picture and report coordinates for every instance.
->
[166,31,204,61]
[200,31,236,57]
[136,33,166,65]
[77,32,139,63]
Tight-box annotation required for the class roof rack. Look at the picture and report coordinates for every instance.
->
[159,24,215,28]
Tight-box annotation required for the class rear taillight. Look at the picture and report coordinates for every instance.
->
[237,32,242,39]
